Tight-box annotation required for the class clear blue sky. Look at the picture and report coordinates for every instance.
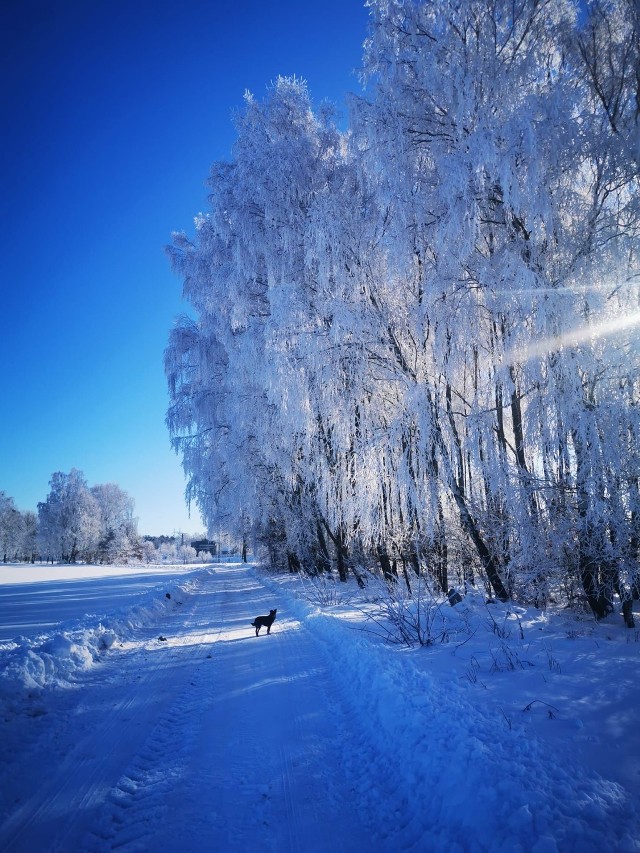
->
[0,0,369,535]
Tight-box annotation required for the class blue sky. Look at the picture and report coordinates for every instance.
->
[0,0,369,535]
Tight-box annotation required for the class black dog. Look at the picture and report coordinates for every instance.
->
[251,609,277,636]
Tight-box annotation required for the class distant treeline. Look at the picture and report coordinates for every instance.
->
[0,471,206,565]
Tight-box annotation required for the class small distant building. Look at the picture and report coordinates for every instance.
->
[191,539,217,557]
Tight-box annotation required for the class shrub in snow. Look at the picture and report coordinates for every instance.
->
[297,570,348,607]
[98,631,117,651]
[358,574,474,647]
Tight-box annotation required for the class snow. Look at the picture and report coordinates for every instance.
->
[0,562,638,852]
[0,563,208,640]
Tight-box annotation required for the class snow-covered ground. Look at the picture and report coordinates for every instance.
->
[0,563,211,641]
[0,562,638,852]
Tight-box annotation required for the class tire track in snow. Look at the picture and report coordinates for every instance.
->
[83,583,225,852]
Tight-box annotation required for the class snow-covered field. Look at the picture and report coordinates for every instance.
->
[0,563,211,641]
[0,562,638,852]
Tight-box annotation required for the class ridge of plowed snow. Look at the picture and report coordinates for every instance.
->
[0,570,206,704]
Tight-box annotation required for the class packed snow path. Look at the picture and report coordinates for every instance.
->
[0,565,370,852]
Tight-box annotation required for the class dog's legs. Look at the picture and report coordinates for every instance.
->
[255,626,260,636]
[267,625,271,634]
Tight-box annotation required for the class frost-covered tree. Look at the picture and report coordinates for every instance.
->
[0,492,24,563]
[574,0,639,168]
[141,538,158,564]
[166,1,639,622]
[350,0,639,615]
[178,543,198,564]
[91,483,139,563]
[38,470,101,563]
[21,510,38,563]
[158,541,178,563]
[166,76,348,567]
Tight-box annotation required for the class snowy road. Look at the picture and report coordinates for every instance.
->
[0,565,370,852]
[3,562,639,852]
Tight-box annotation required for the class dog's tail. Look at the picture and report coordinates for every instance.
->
[250,620,256,627]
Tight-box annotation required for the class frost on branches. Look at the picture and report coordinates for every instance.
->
[165,0,639,624]
[37,470,140,564]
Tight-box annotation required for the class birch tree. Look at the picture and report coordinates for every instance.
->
[38,470,101,563]
[0,492,23,563]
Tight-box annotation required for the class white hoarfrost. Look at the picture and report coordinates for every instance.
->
[165,0,640,621]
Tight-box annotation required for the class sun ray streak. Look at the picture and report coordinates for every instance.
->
[506,311,640,364]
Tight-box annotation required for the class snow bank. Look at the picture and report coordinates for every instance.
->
[258,568,640,852]
[0,570,208,711]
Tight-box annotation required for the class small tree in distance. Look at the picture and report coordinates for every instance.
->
[38,470,101,563]
[0,492,23,563]
[21,510,38,563]
[91,483,138,564]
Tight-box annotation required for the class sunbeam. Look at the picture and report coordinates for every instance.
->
[506,310,640,363]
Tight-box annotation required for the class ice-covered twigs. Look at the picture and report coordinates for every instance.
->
[361,573,474,647]
[297,569,347,607]
[522,699,561,717]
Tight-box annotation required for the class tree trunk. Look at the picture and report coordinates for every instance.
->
[320,517,349,582]
[572,428,613,619]
[315,519,332,573]
[335,535,348,583]
[450,479,509,601]
[287,551,301,573]
[400,555,413,595]
[424,495,447,594]
[377,545,396,585]
[431,394,509,601]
